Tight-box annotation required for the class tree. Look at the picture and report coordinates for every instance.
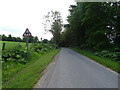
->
[2,34,7,41]
[34,36,39,43]
[43,11,63,46]
[8,34,13,41]
[42,39,48,43]
[61,2,120,50]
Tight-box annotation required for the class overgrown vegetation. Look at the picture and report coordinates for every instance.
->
[2,42,57,64]
[3,49,59,88]
[58,2,120,72]
[94,49,120,61]
[2,41,58,88]
[2,44,26,63]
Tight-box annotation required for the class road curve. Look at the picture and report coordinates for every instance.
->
[35,48,119,88]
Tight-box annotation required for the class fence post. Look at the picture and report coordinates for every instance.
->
[2,43,5,50]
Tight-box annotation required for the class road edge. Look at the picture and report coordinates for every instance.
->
[33,49,61,88]
[71,48,119,76]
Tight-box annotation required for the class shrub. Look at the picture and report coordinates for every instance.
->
[2,44,26,63]
[94,50,120,61]
[2,43,57,64]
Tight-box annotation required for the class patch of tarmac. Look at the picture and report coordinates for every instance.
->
[33,51,60,88]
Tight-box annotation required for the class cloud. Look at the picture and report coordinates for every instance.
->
[0,0,76,40]
[0,26,21,33]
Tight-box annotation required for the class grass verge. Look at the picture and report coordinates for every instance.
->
[3,49,60,88]
[71,48,119,73]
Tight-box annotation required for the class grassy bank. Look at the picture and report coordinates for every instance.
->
[72,48,119,73]
[3,49,60,88]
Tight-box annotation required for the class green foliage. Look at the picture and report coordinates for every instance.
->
[23,36,39,43]
[2,34,23,42]
[95,50,120,61]
[42,39,48,43]
[61,2,120,50]
[30,43,57,53]
[43,11,63,46]
[2,41,58,87]
[2,45,26,63]
[2,42,57,64]
[3,49,59,88]
[1,34,39,43]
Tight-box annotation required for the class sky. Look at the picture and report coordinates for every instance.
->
[0,0,76,40]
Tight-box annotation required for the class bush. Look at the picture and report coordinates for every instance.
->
[2,45,26,63]
[94,50,120,61]
[2,43,57,64]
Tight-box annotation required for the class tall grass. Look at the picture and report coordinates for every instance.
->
[3,49,59,88]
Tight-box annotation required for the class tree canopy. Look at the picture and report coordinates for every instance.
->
[1,34,39,43]
[60,2,120,51]
[43,11,63,46]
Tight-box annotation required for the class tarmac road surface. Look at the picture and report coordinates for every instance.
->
[34,48,119,88]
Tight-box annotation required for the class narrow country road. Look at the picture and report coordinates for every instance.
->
[34,48,119,88]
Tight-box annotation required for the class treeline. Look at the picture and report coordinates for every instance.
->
[1,34,39,43]
[60,2,120,51]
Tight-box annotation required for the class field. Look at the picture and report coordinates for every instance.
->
[1,41,59,88]
[0,41,26,49]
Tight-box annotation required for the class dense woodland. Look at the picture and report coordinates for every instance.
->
[43,2,120,52]
[42,2,120,61]
[60,2,120,51]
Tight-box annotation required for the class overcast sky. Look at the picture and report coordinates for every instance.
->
[0,0,76,40]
